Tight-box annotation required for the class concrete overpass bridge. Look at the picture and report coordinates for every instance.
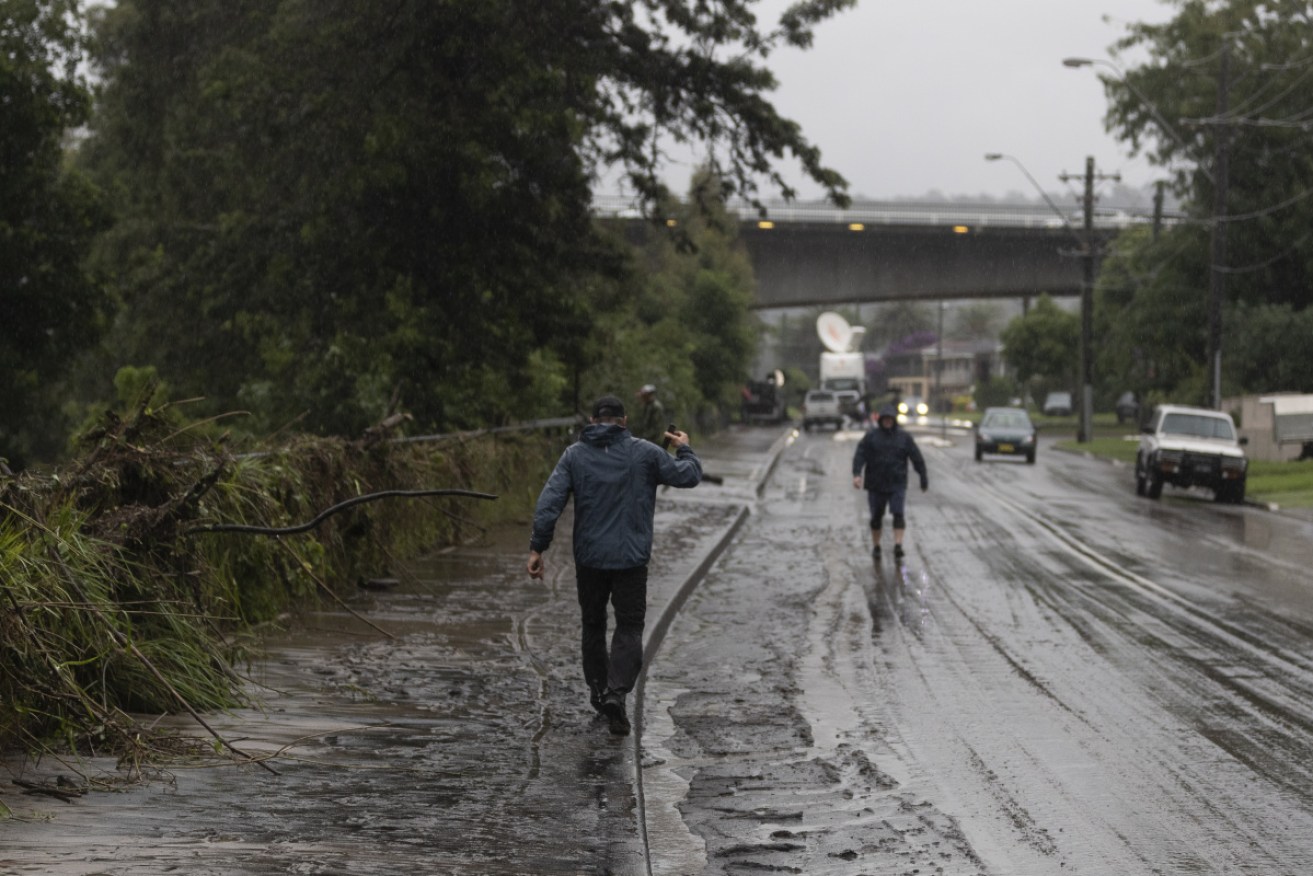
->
[595,196,1172,309]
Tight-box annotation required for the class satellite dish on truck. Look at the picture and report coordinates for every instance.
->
[817,312,853,353]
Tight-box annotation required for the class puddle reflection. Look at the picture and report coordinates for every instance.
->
[869,560,933,640]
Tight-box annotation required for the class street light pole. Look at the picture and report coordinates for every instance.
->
[983,153,1083,246]
[1065,54,1228,410]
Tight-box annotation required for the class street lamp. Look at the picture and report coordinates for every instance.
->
[1064,55,1225,410]
[983,153,1082,244]
[1062,57,1212,183]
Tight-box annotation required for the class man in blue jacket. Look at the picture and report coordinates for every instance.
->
[527,394,702,735]
[852,403,928,560]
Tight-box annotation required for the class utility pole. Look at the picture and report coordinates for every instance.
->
[1207,39,1231,411]
[936,300,946,440]
[1060,156,1119,444]
[1152,180,1165,241]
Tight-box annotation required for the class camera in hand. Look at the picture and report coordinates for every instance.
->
[663,423,677,450]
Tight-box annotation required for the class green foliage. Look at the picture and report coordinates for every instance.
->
[1051,436,1141,465]
[581,175,761,430]
[0,0,109,467]
[0,394,559,756]
[974,376,1018,410]
[72,0,850,444]
[1247,459,1313,508]
[999,295,1079,393]
[1226,302,1313,392]
[1094,225,1211,404]
[1100,1,1313,401]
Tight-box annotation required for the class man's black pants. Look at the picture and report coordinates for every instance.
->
[575,564,647,697]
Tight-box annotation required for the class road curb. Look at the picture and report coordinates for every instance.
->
[632,425,794,874]
[753,425,798,497]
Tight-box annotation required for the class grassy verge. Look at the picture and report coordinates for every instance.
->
[1052,421,1313,508]
[0,400,562,762]
[1245,459,1313,508]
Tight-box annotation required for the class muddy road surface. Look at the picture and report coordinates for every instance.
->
[5,423,1313,875]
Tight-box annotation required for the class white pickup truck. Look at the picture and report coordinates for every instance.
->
[1135,404,1248,504]
[802,390,845,432]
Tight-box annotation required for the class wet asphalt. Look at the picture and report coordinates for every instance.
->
[5,422,1313,875]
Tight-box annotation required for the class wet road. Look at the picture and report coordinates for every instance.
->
[5,424,1313,875]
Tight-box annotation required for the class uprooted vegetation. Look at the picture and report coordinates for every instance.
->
[0,399,563,764]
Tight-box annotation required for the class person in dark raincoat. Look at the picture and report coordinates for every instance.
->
[527,394,701,735]
[633,384,667,445]
[852,403,928,560]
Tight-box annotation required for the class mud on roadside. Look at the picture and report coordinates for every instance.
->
[640,446,988,876]
[2,492,744,876]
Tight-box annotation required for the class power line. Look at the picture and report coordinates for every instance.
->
[1212,184,1313,223]
[1213,230,1313,274]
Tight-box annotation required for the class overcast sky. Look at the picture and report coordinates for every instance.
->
[664,0,1178,206]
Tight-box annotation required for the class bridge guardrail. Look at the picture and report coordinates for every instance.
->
[592,193,1185,231]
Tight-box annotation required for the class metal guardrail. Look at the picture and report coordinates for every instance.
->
[225,417,582,462]
[390,416,582,445]
[592,193,1185,231]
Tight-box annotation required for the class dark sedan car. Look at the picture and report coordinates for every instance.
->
[974,407,1038,463]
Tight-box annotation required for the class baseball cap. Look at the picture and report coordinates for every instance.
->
[592,395,626,418]
[639,384,657,394]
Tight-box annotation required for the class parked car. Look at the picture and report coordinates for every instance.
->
[1135,404,1248,503]
[974,407,1038,464]
[1115,391,1140,424]
[801,390,845,431]
[822,376,863,419]
[1042,391,1073,416]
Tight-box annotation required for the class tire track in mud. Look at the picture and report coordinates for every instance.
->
[641,434,989,876]
[898,442,1313,874]
[646,429,1313,876]
[969,466,1313,790]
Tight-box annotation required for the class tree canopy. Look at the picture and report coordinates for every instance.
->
[70,0,852,441]
[0,0,107,466]
[999,295,1079,395]
[1095,0,1313,403]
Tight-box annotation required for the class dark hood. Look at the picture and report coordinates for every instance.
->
[581,422,629,447]
[877,404,899,430]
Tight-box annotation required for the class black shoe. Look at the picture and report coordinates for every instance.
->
[600,692,630,736]
[893,544,905,559]
[872,545,881,559]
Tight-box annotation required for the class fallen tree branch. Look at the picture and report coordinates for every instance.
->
[184,489,498,537]
[39,546,277,776]
[274,540,396,640]
[115,632,281,776]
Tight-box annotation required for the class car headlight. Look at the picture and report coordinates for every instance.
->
[1157,449,1183,470]
[898,402,909,414]
[915,402,929,416]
